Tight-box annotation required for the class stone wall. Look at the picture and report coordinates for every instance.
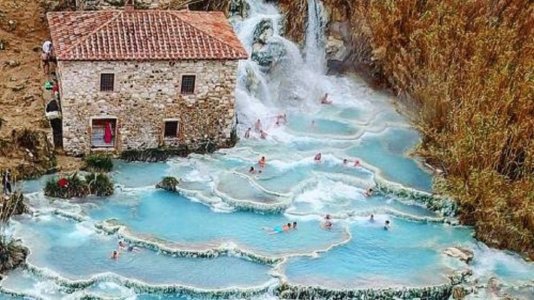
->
[57,59,238,156]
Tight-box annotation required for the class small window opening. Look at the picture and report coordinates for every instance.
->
[100,74,115,92]
[164,121,179,138]
[180,75,196,94]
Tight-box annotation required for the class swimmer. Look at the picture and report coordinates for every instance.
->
[320,93,332,104]
[263,223,291,234]
[244,127,251,139]
[127,245,140,252]
[292,221,297,230]
[260,130,268,139]
[364,187,373,197]
[255,119,262,132]
[384,220,391,230]
[343,159,348,165]
[118,241,126,250]
[354,160,361,167]
[276,113,288,125]
[284,223,292,231]
[322,214,333,229]
[249,166,256,174]
[369,214,375,222]
[110,250,119,260]
[314,153,322,162]
[258,156,266,168]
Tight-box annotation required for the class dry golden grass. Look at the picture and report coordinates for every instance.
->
[358,0,534,258]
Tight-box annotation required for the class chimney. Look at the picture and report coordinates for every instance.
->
[125,0,134,11]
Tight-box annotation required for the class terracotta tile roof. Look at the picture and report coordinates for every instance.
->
[47,10,248,61]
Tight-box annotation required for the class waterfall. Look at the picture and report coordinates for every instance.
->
[304,0,327,74]
[234,0,329,129]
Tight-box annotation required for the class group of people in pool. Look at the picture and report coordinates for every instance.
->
[265,214,391,234]
[110,240,140,260]
[369,214,392,230]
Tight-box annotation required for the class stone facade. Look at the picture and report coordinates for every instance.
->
[57,60,238,156]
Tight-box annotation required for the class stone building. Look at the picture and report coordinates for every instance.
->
[47,3,247,156]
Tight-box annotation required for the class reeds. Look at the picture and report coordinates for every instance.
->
[358,0,534,258]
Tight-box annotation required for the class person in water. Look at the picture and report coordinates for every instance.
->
[264,223,291,234]
[111,250,119,260]
[260,130,268,139]
[314,153,322,162]
[249,166,256,174]
[258,156,266,168]
[292,221,298,230]
[343,159,348,165]
[322,214,333,229]
[244,127,251,139]
[320,93,333,104]
[364,187,374,197]
[384,220,391,230]
[118,241,126,250]
[354,160,361,167]
[127,245,140,252]
[369,214,375,222]
[255,119,262,132]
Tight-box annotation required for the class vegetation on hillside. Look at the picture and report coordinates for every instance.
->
[0,193,29,273]
[354,0,533,258]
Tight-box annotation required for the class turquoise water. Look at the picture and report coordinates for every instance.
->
[2,0,533,298]
[283,218,473,288]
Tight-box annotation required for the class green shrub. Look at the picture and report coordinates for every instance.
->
[44,173,89,199]
[120,147,189,162]
[85,173,114,197]
[84,154,113,172]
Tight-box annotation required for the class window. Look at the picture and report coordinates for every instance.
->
[100,74,115,92]
[180,75,196,94]
[164,121,179,138]
[91,118,117,148]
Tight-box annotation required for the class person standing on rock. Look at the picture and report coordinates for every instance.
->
[2,169,12,196]
[41,40,53,75]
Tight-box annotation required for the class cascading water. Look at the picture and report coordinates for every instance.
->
[304,0,327,74]
[2,0,533,299]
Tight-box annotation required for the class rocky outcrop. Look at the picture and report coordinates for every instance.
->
[250,19,286,70]
[443,247,474,264]
[0,129,56,180]
[156,176,180,192]
[0,240,28,274]
[277,0,386,84]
